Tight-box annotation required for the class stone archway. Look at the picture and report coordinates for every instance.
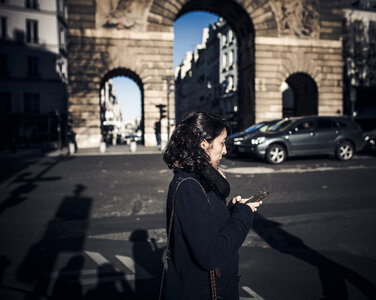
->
[100,68,144,144]
[285,72,318,116]
[67,0,344,149]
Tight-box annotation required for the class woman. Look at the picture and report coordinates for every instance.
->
[162,111,262,299]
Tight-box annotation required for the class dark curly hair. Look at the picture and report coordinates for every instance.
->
[163,111,231,172]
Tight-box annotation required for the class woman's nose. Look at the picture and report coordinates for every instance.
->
[222,145,227,155]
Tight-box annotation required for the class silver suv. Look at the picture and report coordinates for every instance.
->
[236,116,365,164]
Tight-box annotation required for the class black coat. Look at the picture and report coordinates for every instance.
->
[163,168,254,300]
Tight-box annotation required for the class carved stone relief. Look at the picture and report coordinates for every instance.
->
[96,0,152,31]
[270,0,320,38]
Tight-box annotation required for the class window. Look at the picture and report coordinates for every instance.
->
[295,120,314,133]
[229,50,234,66]
[0,54,7,76]
[25,0,38,9]
[27,56,39,77]
[59,26,66,49]
[222,34,227,46]
[228,29,233,42]
[369,21,376,43]
[317,119,336,130]
[24,93,40,113]
[223,53,228,68]
[0,92,11,113]
[0,16,6,40]
[226,76,234,92]
[26,19,38,43]
[58,0,65,18]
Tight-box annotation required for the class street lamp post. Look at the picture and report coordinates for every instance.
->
[162,75,174,138]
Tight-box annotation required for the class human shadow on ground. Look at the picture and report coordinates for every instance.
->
[16,184,91,299]
[253,213,376,299]
[84,263,134,300]
[0,156,63,215]
[51,255,85,300]
[81,228,163,300]
[130,229,164,299]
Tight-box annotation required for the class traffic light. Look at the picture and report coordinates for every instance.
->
[156,104,167,119]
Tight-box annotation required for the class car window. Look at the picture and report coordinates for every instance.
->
[244,123,264,133]
[318,119,336,130]
[267,119,295,132]
[293,119,314,133]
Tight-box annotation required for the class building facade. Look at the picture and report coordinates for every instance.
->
[67,0,353,148]
[342,0,376,130]
[100,79,123,145]
[175,19,239,126]
[0,0,68,150]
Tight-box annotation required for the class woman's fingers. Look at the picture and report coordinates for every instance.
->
[232,195,242,204]
[247,200,263,212]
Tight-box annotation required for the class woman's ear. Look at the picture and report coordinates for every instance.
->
[200,139,209,150]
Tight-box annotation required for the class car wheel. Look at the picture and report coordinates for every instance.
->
[336,141,354,161]
[266,144,286,164]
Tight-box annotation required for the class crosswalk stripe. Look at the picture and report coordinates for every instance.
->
[115,255,152,279]
[241,286,265,300]
[85,251,110,266]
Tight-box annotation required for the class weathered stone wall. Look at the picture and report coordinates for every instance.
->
[67,0,344,148]
[254,37,343,122]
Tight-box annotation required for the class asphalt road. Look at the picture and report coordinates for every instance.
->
[0,150,376,299]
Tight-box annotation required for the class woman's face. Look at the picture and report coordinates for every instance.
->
[202,128,227,168]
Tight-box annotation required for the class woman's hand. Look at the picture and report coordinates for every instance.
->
[232,195,263,212]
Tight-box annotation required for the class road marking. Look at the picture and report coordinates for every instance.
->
[115,255,152,279]
[85,251,110,266]
[223,165,376,175]
[241,286,265,300]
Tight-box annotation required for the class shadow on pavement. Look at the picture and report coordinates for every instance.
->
[51,255,85,300]
[0,255,11,285]
[0,156,63,215]
[130,229,164,299]
[84,263,134,300]
[16,184,91,299]
[253,213,376,299]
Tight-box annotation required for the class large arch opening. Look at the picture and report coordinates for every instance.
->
[174,0,255,131]
[283,73,318,117]
[99,68,144,146]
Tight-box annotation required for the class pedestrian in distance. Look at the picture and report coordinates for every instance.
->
[160,111,262,299]
[155,120,162,150]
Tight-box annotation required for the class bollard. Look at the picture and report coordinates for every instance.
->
[68,142,76,154]
[130,140,137,152]
[99,141,106,153]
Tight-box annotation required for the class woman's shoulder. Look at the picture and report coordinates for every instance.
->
[171,169,204,191]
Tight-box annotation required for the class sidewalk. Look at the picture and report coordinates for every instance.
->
[0,144,162,159]
[67,144,162,156]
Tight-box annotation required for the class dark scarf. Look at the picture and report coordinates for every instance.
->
[200,163,230,199]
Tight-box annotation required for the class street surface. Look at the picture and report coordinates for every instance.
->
[0,148,376,299]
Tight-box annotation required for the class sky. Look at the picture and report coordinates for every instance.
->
[112,11,219,121]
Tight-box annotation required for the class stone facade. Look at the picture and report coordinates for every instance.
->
[67,0,344,148]
[0,0,68,149]
[175,20,239,125]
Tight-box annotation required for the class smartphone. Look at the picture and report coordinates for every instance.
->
[244,190,269,204]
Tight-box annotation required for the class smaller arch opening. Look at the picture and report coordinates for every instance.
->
[283,73,318,117]
[99,68,144,146]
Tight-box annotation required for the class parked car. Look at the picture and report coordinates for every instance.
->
[123,134,142,145]
[363,128,376,152]
[226,120,280,155]
[236,116,365,164]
